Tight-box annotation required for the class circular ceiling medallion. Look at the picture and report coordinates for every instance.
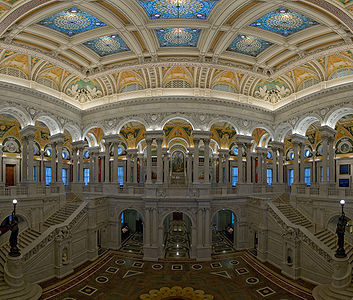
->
[95,38,121,53]
[266,14,303,31]
[164,29,192,44]
[139,286,214,300]
[153,0,203,17]
[236,38,262,53]
[53,14,91,30]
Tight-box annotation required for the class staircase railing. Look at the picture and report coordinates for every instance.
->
[267,200,333,265]
[21,201,88,262]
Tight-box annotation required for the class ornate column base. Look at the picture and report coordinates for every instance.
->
[3,254,42,299]
[143,246,159,261]
[313,256,352,300]
[195,246,211,261]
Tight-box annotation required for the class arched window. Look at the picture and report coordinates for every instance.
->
[119,83,144,93]
[329,68,353,80]
[212,84,235,93]
[165,80,191,88]
[297,78,319,91]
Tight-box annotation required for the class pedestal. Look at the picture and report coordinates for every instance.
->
[4,254,24,288]
[331,256,352,289]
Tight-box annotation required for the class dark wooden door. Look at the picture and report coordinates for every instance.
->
[173,212,183,221]
[6,164,15,186]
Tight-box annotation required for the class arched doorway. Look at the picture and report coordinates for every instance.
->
[212,209,236,254]
[163,212,192,259]
[119,209,143,255]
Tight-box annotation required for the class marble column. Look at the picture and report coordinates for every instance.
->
[257,152,263,183]
[203,138,210,184]
[145,138,152,184]
[40,150,45,184]
[21,136,28,182]
[312,151,317,184]
[187,149,193,185]
[126,152,131,184]
[27,134,35,182]
[56,140,63,183]
[72,147,78,183]
[104,141,111,183]
[133,152,138,184]
[193,138,200,184]
[138,153,144,183]
[156,138,163,184]
[237,144,243,184]
[113,142,119,182]
[278,148,284,184]
[51,142,57,183]
[328,136,335,184]
[78,146,84,183]
[94,149,99,183]
[300,143,305,184]
[0,146,2,183]
[293,142,300,184]
[162,148,169,185]
[225,152,230,185]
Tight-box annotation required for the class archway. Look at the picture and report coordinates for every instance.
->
[119,209,143,255]
[163,212,192,259]
[212,209,237,254]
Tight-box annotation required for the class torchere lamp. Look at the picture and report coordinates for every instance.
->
[335,200,347,258]
[9,199,20,257]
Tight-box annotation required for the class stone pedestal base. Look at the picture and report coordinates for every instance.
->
[313,256,352,300]
[143,246,159,261]
[4,254,24,288]
[196,246,211,261]
[2,254,42,299]
[71,182,84,193]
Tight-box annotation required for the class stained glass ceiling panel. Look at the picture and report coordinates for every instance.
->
[38,8,106,37]
[138,0,219,19]
[83,34,130,56]
[250,8,319,37]
[156,28,201,47]
[227,35,273,57]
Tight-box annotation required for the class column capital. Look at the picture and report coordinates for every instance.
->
[19,125,36,138]
[144,130,164,140]
[218,149,230,156]
[192,130,212,140]
[236,135,254,145]
[256,147,268,156]
[103,134,121,144]
[50,133,66,144]
[290,133,307,145]
[126,148,138,156]
[269,141,284,151]
[319,125,336,140]
[71,140,86,150]
[88,146,100,154]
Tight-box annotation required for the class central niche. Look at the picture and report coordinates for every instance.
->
[172,150,184,172]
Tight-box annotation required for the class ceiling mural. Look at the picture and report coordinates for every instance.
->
[0,0,352,109]
[210,122,237,149]
[163,119,193,146]
[1,48,353,106]
[155,28,201,47]
[38,7,106,37]
[227,35,273,57]
[120,122,146,149]
[83,34,130,56]
[250,8,319,37]
[138,0,219,19]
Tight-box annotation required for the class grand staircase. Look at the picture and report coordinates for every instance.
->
[0,198,82,299]
[275,194,353,265]
[274,194,353,299]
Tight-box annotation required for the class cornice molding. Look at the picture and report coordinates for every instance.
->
[0,81,81,114]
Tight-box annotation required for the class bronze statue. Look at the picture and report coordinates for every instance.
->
[335,214,348,258]
[9,214,20,257]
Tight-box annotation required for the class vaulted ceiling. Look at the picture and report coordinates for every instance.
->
[1,0,353,109]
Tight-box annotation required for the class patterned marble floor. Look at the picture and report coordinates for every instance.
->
[212,231,236,255]
[40,250,314,300]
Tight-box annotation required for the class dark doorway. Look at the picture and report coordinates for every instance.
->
[5,164,15,186]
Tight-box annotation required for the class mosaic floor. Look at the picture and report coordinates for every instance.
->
[164,220,191,259]
[40,250,314,300]
[120,233,144,255]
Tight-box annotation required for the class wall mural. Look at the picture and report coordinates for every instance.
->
[172,151,184,173]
